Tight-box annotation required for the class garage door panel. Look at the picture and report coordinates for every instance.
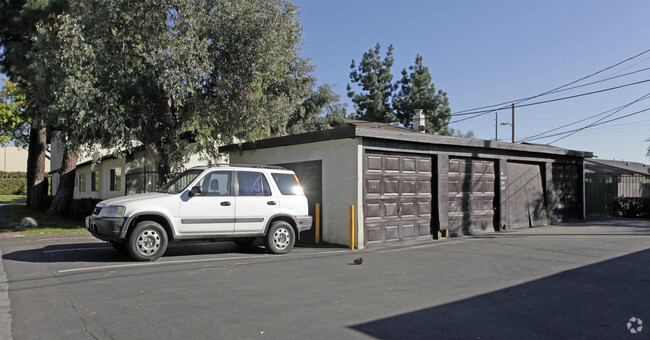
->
[386,225,399,241]
[418,201,431,215]
[401,202,415,217]
[366,202,381,219]
[403,158,416,172]
[367,179,381,194]
[367,156,382,171]
[419,158,432,172]
[386,157,400,172]
[366,224,382,244]
[507,162,549,229]
[447,158,496,235]
[402,224,415,238]
[402,180,416,194]
[364,152,433,246]
[385,180,399,194]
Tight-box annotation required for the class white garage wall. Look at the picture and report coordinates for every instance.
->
[229,138,364,248]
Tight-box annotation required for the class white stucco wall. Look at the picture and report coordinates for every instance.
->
[228,138,364,248]
[75,157,127,199]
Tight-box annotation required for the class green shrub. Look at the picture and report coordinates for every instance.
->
[0,172,27,195]
[69,198,102,218]
[611,197,650,218]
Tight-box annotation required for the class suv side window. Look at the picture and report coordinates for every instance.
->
[237,171,271,196]
[198,171,232,196]
[271,173,303,195]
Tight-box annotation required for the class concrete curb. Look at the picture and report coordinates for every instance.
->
[0,243,12,340]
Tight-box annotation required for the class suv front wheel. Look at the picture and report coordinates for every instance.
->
[127,221,168,261]
[264,221,295,254]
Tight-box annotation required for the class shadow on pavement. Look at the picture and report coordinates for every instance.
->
[1,238,345,263]
[350,248,650,339]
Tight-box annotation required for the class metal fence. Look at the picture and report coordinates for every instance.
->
[125,167,159,195]
[585,173,650,218]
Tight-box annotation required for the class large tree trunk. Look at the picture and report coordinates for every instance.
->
[26,118,48,210]
[146,143,172,189]
[47,144,78,216]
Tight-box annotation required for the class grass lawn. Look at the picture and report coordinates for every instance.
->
[0,195,27,204]
[0,195,87,236]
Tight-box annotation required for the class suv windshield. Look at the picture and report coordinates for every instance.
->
[157,169,203,194]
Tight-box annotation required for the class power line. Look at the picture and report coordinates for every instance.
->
[545,106,650,145]
[449,78,650,124]
[450,48,650,116]
[519,106,650,144]
[452,78,650,117]
[517,92,650,142]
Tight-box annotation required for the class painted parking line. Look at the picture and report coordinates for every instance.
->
[57,249,350,274]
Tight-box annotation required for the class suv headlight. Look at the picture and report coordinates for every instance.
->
[102,206,126,218]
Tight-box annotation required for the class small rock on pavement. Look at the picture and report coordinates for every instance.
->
[20,217,38,228]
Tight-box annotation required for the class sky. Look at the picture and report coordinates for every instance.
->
[292,0,650,164]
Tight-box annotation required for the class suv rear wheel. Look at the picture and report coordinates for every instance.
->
[127,221,168,261]
[264,221,295,254]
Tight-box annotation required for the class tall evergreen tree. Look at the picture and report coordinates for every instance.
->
[0,0,67,209]
[347,43,396,123]
[393,55,452,134]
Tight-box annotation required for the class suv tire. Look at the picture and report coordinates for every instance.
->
[264,221,295,254]
[127,221,168,261]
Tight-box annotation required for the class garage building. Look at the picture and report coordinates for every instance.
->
[222,120,591,249]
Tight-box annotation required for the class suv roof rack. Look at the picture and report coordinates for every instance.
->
[206,163,287,170]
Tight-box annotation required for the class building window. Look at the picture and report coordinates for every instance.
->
[78,174,86,192]
[91,171,99,192]
[110,168,121,192]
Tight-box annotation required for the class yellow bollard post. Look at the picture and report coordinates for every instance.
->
[315,203,320,244]
[349,204,355,250]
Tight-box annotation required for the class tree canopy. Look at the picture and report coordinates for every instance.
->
[347,43,458,136]
[0,79,29,146]
[347,43,396,123]
[26,0,323,185]
[393,55,452,134]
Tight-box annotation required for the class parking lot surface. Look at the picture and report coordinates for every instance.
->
[1,218,649,339]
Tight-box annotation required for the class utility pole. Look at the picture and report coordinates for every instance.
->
[511,103,515,143]
[495,112,498,141]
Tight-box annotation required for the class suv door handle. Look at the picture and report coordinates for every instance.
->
[267,201,277,205]
[221,201,231,206]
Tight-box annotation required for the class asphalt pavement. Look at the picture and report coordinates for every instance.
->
[0,218,649,339]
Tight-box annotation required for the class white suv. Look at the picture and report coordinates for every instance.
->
[86,164,313,261]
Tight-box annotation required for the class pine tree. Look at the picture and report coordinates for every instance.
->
[347,43,396,123]
[393,55,452,134]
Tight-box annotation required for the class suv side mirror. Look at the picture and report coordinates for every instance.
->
[189,186,202,197]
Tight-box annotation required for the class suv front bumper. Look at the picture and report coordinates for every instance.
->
[85,216,127,241]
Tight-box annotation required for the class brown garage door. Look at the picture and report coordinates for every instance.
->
[507,162,549,229]
[363,152,432,247]
[448,158,496,235]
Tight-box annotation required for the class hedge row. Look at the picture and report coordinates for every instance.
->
[0,172,27,195]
